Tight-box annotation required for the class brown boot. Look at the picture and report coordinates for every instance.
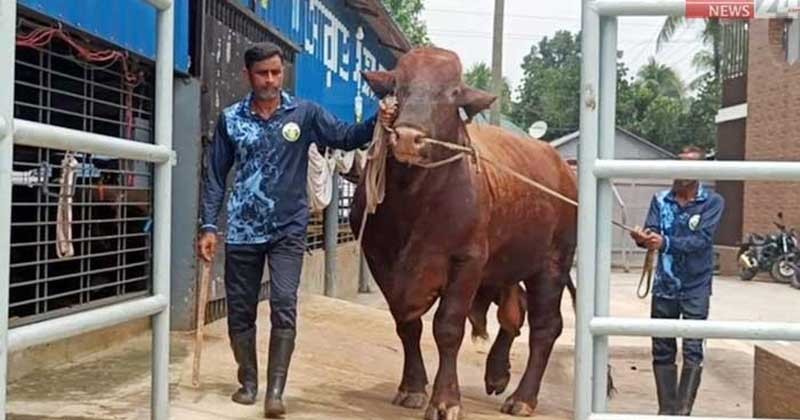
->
[264,328,296,418]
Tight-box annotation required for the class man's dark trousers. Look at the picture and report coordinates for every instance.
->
[224,234,305,405]
[651,294,709,365]
[651,294,709,415]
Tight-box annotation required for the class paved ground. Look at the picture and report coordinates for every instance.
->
[6,273,798,420]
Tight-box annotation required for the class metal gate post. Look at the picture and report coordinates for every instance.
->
[324,172,340,297]
[152,1,174,418]
[575,0,601,418]
[593,15,618,413]
[0,1,15,418]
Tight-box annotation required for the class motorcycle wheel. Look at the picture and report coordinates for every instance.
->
[792,274,800,290]
[739,267,758,281]
[770,260,795,284]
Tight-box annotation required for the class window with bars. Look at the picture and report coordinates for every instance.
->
[337,178,356,244]
[304,177,358,251]
[10,14,156,327]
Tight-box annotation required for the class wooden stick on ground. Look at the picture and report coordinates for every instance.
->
[192,259,213,388]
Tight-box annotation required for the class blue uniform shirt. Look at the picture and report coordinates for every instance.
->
[644,185,725,300]
[201,91,377,244]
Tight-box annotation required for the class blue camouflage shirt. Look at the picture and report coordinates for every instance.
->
[644,185,725,300]
[201,91,377,244]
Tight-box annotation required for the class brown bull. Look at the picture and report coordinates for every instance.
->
[350,47,579,419]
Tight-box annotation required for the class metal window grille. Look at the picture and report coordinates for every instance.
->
[721,20,749,80]
[337,178,356,244]
[307,212,325,250]
[10,13,156,327]
[304,177,357,251]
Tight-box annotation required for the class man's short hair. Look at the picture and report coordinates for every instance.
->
[679,145,706,160]
[244,42,284,69]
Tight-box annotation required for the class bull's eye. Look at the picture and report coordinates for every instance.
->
[449,87,461,102]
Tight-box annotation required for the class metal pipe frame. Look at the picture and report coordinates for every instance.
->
[574,1,601,419]
[595,159,800,181]
[590,415,800,420]
[144,0,173,11]
[151,1,174,418]
[0,1,15,418]
[0,1,174,419]
[592,14,617,414]
[7,296,168,352]
[592,317,800,341]
[593,0,685,16]
[579,2,800,420]
[14,119,172,163]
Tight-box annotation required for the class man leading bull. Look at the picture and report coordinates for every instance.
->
[631,145,725,416]
[197,42,397,418]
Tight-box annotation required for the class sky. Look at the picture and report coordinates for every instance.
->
[420,0,709,100]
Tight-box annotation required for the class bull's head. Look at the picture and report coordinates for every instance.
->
[363,47,496,165]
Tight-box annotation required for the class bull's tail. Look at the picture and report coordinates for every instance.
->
[566,275,577,311]
[565,273,617,398]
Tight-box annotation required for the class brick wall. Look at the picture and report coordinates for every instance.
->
[743,19,800,237]
[753,344,800,417]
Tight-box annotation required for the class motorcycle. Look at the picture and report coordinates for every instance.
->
[737,212,798,283]
[769,212,798,284]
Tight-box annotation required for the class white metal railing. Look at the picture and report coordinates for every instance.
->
[610,182,630,272]
[0,1,174,419]
[576,1,800,420]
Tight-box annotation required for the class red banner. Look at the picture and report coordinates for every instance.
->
[686,0,755,18]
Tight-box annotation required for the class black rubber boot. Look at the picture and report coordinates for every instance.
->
[677,363,703,415]
[264,328,296,419]
[653,363,678,415]
[230,328,258,405]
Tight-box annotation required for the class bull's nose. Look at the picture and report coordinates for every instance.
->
[394,127,426,148]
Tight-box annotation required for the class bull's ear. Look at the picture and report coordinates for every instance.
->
[457,85,497,121]
[362,70,396,98]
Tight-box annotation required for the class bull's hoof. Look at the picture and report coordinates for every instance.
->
[500,397,537,417]
[392,390,428,409]
[424,402,462,420]
[485,365,511,395]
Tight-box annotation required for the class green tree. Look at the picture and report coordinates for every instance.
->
[636,57,685,99]
[463,62,512,115]
[381,0,430,47]
[682,74,720,151]
[510,31,582,139]
[658,17,722,81]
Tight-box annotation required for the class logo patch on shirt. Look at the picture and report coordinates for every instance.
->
[282,122,301,142]
[689,214,701,231]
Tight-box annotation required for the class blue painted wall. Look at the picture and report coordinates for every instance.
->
[256,0,399,123]
[17,0,191,72]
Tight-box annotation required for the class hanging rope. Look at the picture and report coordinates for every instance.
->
[16,22,144,140]
[637,249,657,299]
[56,152,79,259]
[359,95,656,291]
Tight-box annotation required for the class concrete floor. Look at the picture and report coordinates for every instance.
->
[6,273,798,420]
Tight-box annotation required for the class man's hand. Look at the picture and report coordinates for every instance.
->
[630,226,651,247]
[198,232,218,263]
[379,100,398,129]
[646,233,665,251]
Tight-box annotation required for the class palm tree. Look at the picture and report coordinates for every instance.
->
[657,17,722,81]
[636,57,685,99]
